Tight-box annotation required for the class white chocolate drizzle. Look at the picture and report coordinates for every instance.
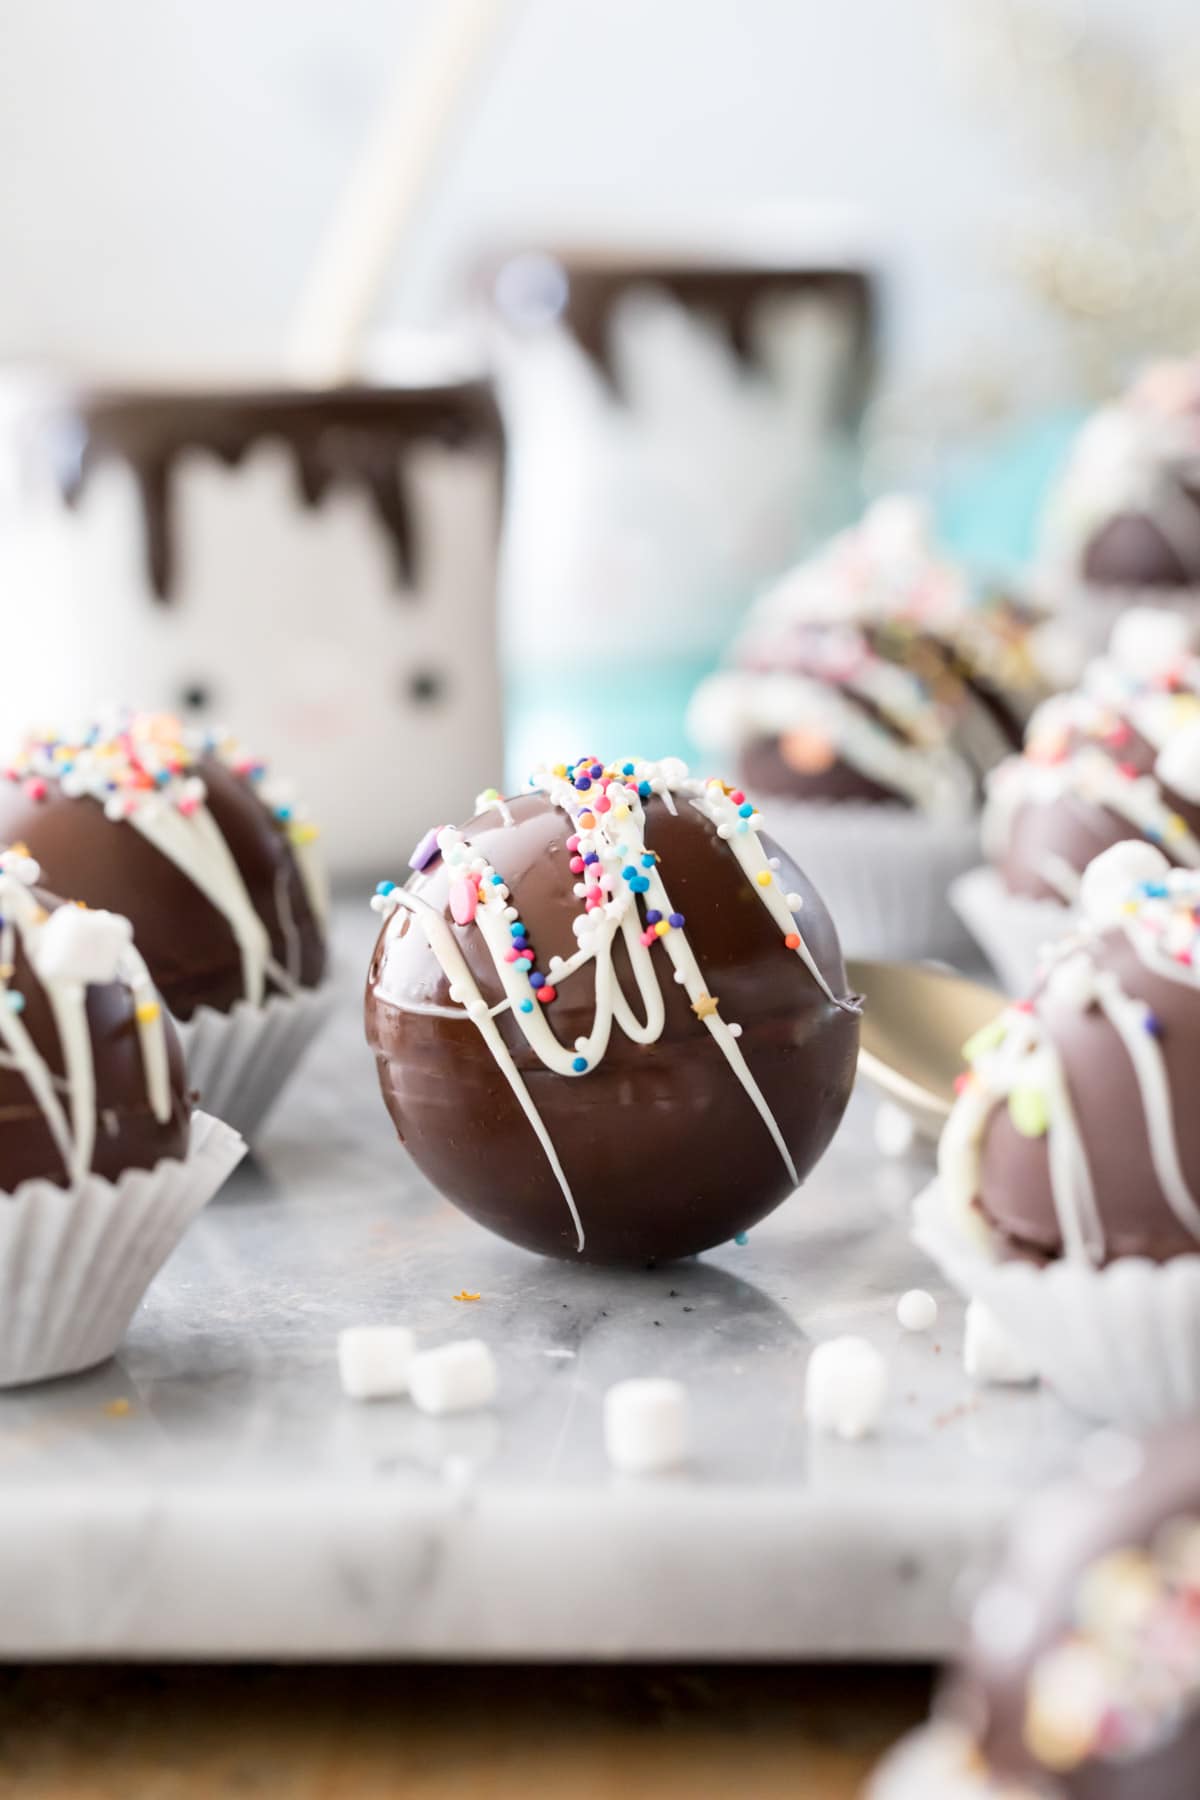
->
[0,848,174,1187]
[372,757,859,1252]
[940,853,1200,1265]
[5,714,326,1007]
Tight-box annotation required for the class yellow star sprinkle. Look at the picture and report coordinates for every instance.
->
[691,992,720,1020]
[136,1001,161,1025]
[453,1289,481,1303]
[755,870,772,887]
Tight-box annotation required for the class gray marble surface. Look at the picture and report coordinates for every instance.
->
[0,901,1086,1661]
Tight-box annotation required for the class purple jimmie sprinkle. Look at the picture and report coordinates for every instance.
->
[408,826,443,872]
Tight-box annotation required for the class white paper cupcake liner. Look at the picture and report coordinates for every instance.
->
[913,1180,1200,1431]
[949,866,1078,995]
[0,1110,245,1388]
[755,800,981,962]
[174,984,333,1139]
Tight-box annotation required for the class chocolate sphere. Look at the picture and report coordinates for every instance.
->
[0,849,188,1191]
[1044,358,1200,602]
[365,759,860,1264]
[985,612,1200,906]
[953,1419,1200,1799]
[941,845,1200,1265]
[0,715,326,1019]
[689,498,1041,816]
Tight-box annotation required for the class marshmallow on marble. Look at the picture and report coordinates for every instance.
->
[804,1336,888,1440]
[338,1325,416,1400]
[1109,606,1195,682]
[963,1300,1038,1387]
[408,1338,497,1415]
[1079,841,1171,930]
[1156,717,1200,805]
[896,1289,938,1333]
[604,1377,688,1474]
[32,905,134,985]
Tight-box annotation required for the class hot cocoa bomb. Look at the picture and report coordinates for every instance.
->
[0,846,188,1191]
[940,841,1200,1266]
[365,757,861,1264]
[984,610,1200,907]
[0,714,326,1019]
[873,1419,1200,1800]
[956,1419,1200,1799]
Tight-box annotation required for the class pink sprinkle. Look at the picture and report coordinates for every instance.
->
[536,986,556,1004]
[504,948,521,963]
[569,856,585,873]
[566,836,580,852]
[26,779,47,802]
[594,796,611,813]
[640,929,656,947]
[586,886,602,903]
[449,877,478,926]
[178,796,199,817]
[730,790,745,805]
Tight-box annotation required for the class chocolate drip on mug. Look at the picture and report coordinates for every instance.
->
[12,380,504,601]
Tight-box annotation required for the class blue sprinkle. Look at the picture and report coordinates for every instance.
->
[641,853,655,868]
[572,1055,588,1073]
[734,1230,748,1247]
[584,851,599,865]
[510,922,526,939]
[638,781,651,798]
[736,820,749,835]
[575,776,592,791]
[622,762,635,776]
[645,909,662,925]
[669,912,685,928]
[375,879,396,896]
[515,957,532,973]
[529,972,545,989]
[6,992,24,1015]
[276,803,293,821]
[490,873,503,885]
[1144,1012,1162,1036]
[590,762,603,777]
[622,865,637,880]
[737,802,754,819]
[630,876,650,894]
[519,999,533,1014]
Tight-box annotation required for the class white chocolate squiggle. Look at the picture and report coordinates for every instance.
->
[372,757,859,1251]
[6,714,325,1006]
[940,848,1200,1265]
[0,850,174,1187]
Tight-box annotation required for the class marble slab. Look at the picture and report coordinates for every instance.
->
[0,902,1087,1661]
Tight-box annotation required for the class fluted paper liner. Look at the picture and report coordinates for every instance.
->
[755,800,981,962]
[950,865,1078,996]
[0,1110,245,1388]
[174,984,333,1139]
[914,1180,1200,1430]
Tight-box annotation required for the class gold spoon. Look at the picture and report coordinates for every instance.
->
[847,957,1005,1140]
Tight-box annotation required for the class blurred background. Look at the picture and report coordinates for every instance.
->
[1,0,1198,861]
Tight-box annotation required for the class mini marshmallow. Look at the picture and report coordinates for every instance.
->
[408,1339,497,1415]
[32,906,134,985]
[963,1300,1038,1386]
[1079,841,1171,930]
[1109,606,1195,681]
[1156,717,1200,805]
[874,1100,916,1159]
[804,1336,888,1440]
[338,1326,416,1400]
[604,1377,688,1474]
[896,1289,938,1332]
